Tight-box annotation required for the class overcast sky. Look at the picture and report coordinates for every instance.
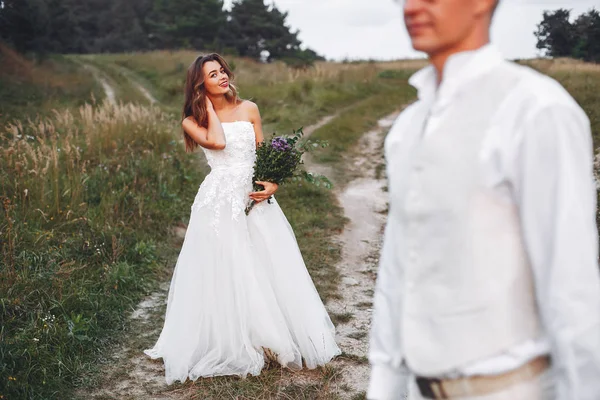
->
[225,0,599,60]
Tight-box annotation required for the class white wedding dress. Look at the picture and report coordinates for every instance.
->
[144,121,341,384]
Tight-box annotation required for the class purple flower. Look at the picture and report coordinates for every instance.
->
[271,136,292,151]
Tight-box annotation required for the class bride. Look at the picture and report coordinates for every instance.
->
[144,53,341,384]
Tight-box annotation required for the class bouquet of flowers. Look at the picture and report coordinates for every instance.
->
[245,128,332,215]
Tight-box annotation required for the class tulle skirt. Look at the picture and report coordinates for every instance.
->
[144,193,340,384]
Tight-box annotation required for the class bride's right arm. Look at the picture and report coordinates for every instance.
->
[182,107,226,150]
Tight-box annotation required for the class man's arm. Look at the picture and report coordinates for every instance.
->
[367,218,409,400]
[513,100,600,400]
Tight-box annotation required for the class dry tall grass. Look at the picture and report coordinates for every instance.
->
[0,45,101,125]
[12,51,600,400]
[1,51,413,398]
[83,50,394,84]
[2,101,174,228]
[81,51,423,122]
[0,50,426,398]
[0,100,204,400]
[526,57,600,73]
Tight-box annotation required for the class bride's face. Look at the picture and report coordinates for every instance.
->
[202,61,231,96]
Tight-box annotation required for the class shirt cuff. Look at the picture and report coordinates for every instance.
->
[367,364,409,400]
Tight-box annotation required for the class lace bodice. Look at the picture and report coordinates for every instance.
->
[191,121,258,231]
[202,121,256,170]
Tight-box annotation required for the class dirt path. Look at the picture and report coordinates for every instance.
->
[75,233,188,399]
[80,63,117,106]
[132,79,158,104]
[77,60,158,106]
[109,64,159,104]
[77,279,185,399]
[304,112,404,399]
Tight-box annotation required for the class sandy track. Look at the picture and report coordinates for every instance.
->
[304,112,405,399]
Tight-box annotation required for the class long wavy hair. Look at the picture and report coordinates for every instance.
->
[182,53,240,152]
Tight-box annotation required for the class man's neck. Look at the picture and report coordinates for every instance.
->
[429,35,490,85]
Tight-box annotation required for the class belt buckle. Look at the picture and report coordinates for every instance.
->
[416,377,447,399]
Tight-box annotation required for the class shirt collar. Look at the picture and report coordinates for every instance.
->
[409,43,504,102]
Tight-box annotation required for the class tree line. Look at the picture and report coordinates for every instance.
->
[2,2,599,65]
[0,0,324,65]
[535,8,600,63]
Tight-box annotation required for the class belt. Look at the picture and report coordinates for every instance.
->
[416,355,551,399]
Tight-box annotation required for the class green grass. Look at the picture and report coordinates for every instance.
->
[0,49,102,125]
[171,365,342,399]
[5,51,598,400]
[70,55,159,106]
[0,102,206,400]
[82,51,416,132]
[310,71,415,181]
[0,51,420,399]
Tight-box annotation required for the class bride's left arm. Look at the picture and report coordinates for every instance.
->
[247,101,279,202]
[248,101,264,145]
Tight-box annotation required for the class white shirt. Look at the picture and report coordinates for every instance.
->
[368,44,600,400]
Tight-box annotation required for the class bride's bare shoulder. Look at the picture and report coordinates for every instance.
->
[240,100,259,112]
[239,100,261,123]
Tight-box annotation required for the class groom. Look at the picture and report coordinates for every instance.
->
[368,0,600,399]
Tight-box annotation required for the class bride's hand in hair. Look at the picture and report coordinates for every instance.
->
[205,96,214,111]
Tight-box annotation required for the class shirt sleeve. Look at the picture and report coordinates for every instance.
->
[367,131,410,399]
[367,219,409,400]
[512,101,600,400]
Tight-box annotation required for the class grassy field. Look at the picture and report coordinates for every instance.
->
[77,51,421,129]
[1,101,203,399]
[0,43,103,126]
[0,49,418,399]
[1,49,598,399]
